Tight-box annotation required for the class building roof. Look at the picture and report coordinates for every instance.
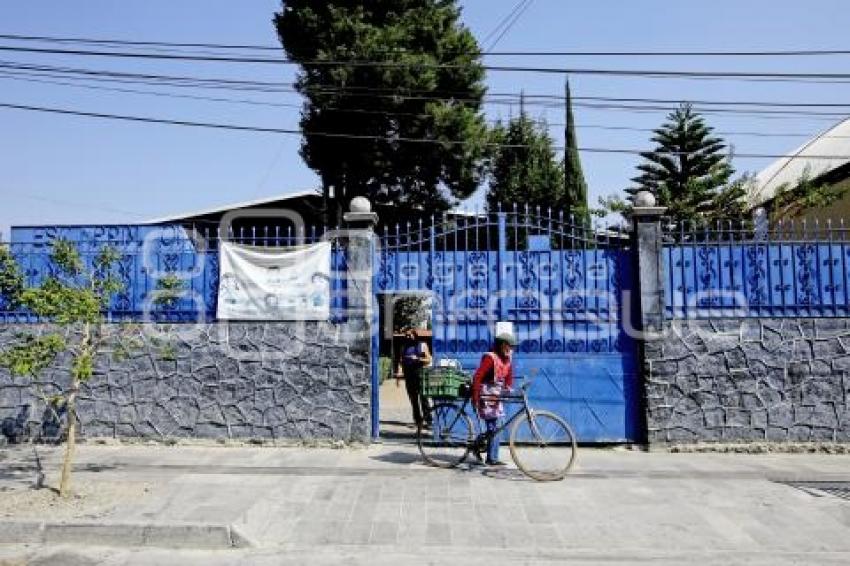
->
[750,117,850,206]
[141,189,480,229]
[142,189,320,224]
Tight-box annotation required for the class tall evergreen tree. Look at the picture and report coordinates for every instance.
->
[602,103,846,225]
[627,103,736,221]
[486,109,564,212]
[275,1,490,219]
[563,79,588,219]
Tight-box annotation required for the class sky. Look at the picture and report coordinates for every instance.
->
[1,0,849,237]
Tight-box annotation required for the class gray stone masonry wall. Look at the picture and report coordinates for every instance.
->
[0,322,370,442]
[645,318,850,443]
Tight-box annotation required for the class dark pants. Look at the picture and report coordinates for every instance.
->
[485,418,501,462]
[403,364,431,426]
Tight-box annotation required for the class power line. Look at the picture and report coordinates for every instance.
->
[574,123,850,139]
[486,50,850,57]
[6,72,848,138]
[0,33,283,51]
[0,72,305,109]
[4,62,850,120]
[482,1,531,46]
[2,100,849,160]
[3,32,850,57]
[7,44,850,82]
[0,64,850,118]
[572,101,850,118]
[6,59,850,112]
[486,0,535,52]
[4,71,849,136]
[0,61,295,90]
[2,73,847,125]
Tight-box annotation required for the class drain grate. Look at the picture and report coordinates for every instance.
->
[778,481,850,501]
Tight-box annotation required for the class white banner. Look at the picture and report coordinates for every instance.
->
[217,241,332,320]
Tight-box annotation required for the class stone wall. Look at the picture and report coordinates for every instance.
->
[645,318,850,443]
[0,322,370,443]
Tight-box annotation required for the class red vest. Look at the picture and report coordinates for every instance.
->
[485,352,511,384]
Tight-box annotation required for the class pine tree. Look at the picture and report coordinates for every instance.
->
[628,103,735,221]
[563,79,588,219]
[487,109,564,212]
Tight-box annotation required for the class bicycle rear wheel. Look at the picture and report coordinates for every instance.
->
[509,410,577,481]
[418,402,473,468]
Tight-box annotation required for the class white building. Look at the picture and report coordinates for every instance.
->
[749,118,850,219]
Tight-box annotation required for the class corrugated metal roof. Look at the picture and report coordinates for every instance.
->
[751,117,850,206]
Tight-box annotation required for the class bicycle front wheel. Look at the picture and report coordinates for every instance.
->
[418,402,473,468]
[509,410,577,481]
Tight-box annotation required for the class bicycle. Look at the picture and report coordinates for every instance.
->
[417,378,578,481]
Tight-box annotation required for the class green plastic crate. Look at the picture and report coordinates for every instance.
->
[422,368,468,399]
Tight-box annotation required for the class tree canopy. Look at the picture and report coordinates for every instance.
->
[626,103,742,221]
[596,104,747,225]
[275,0,490,218]
[486,111,564,213]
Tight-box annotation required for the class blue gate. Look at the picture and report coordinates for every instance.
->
[374,207,641,443]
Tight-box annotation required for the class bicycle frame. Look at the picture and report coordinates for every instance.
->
[476,386,533,439]
[421,376,578,480]
[438,380,535,447]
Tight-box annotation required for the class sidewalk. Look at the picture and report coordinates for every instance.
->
[1,442,850,565]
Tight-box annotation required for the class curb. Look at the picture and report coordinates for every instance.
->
[0,520,256,549]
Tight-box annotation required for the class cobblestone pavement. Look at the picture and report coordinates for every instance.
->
[1,442,849,565]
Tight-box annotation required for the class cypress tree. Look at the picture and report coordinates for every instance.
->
[563,79,588,220]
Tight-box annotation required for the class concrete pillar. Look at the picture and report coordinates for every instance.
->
[630,191,667,445]
[342,197,379,439]
[631,191,667,337]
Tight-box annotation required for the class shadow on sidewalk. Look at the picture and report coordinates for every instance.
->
[481,467,535,482]
[368,448,536,482]
[377,419,419,443]
[370,451,421,465]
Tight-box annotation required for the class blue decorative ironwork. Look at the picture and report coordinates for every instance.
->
[376,249,395,291]
[563,251,583,288]
[1,223,343,322]
[664,222,850,318]
[467,252,488,309]
[696,246,719,307]
[745,245,768,306]
[375,210,633,358]
[563,251,585,312]
[517,252,539,309]
[114,254,135,312]
[795,244,818,305]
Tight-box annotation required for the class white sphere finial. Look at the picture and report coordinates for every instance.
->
[349,197,372,214]
[634,190,657,208]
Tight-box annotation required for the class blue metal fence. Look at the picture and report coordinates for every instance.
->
[0,223,346,322]
[375,206,641,443]
[376,214,632,357]
[663,219,850,318]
